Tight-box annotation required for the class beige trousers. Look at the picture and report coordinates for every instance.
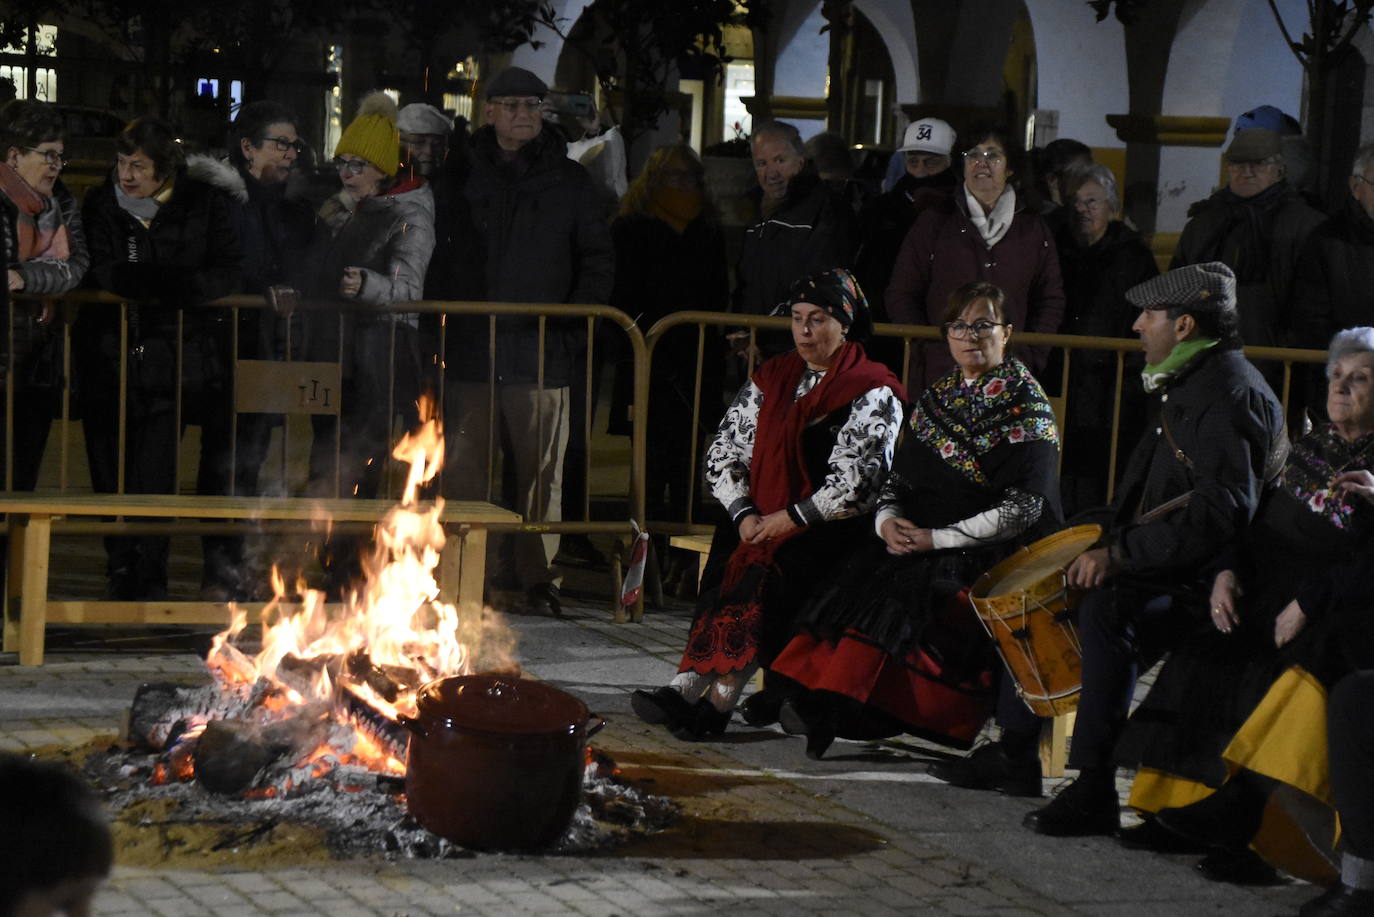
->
[444,382,569,588]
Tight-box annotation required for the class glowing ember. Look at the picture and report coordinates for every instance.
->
[201,395,504,782]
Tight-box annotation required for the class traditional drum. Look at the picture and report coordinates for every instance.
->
[968,524,1103,717]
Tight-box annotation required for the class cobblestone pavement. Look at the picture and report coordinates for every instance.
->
[2,596,1318,917]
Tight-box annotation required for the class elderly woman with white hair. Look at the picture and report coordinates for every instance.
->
[1113,325,1374,885]
[1054,162,1158,514]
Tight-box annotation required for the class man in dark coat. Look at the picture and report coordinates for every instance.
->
[853,117,956,374]
[929,264,1285,837]
[1171,128,1324,358]
[444,67,614,616]
[732,120,854,357]
[1289,142,1374,423]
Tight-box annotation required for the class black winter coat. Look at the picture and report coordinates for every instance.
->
[1290,195,1374,349]
[448,126,614,387]
[1103,347,1283,579]
[78,169,243,415]
[853,170,955,322]
[733,171,856,317]
[1171,181,1324,348]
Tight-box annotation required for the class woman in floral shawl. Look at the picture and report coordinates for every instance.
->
[761,280,1062,759]
[1114,327,1374,886]
[631,268,905,740]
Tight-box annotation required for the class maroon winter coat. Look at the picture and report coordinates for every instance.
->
[885,188,1065,391]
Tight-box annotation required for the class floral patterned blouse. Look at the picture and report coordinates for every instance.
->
[705,369,902,527]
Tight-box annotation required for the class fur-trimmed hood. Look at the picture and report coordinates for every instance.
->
[185,153,248,204]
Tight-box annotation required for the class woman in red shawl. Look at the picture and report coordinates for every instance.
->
[632,268,905,739]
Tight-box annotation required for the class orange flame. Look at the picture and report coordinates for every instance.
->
[203,396,503,778]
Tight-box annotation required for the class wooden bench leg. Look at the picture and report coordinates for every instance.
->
[1040,710,1076,778]
[455,525,487,613]
[2,517,25,653]
[18,514,52,666]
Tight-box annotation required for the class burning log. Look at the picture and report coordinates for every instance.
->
[194,720,282,795]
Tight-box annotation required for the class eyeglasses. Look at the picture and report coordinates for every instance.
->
[1356,174,1374,187]
[332,157,369,175]
[963,148,1005,166]
[261,136,303,153]
[493,98,543,114]
[1227,157,1281,172]
[23,147,66,169]
[1073,196,1109,210]
[944,320,1006,339]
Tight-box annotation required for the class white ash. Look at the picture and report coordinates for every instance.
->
[83,743,677,859]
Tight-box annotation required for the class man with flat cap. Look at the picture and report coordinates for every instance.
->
[930,262,1286,836]
[444,66,614,616]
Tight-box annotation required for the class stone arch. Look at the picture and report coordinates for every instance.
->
[853,0,918,107]
[1022,0,1128,147]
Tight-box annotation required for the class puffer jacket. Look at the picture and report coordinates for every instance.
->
[0,177,89,388]
[297,178,435,372]
[448,126,614,387]
[886,187,1065,390]
[1171,181,1325,349]
[1105,346,1284,578]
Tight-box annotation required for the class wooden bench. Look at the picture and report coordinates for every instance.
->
[0,493,520,666]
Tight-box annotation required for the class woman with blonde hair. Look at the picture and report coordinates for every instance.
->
[611,144,728,527]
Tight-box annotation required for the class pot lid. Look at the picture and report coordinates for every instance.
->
[414,675,589,734]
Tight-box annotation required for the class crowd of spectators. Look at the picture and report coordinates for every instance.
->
[8,76,1374,916]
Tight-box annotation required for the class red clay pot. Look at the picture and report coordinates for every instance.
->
[398,674,601,850]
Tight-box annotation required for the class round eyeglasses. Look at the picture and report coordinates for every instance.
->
[332,157,369,175]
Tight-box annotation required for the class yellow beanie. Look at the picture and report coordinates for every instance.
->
[335,91,399,176]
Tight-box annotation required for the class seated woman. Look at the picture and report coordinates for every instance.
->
[1116,327,1374,885]
[631,268,904,740]
[761,280,1062,759]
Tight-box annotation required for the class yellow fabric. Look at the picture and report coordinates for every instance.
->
[1223,666,1332,804]
[1128,768,1338,885]
[1128,767,1211,814]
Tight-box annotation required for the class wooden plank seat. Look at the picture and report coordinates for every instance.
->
[0,493,520,666]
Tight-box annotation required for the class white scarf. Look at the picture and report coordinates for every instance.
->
[964,185,1016,248]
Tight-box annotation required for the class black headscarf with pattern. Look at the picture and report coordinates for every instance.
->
[773,267,876,341]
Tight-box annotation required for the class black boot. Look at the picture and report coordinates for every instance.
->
[670,698,731,741]
[928,742,1043,798]
[630,687,693,728]
[777,696,837,760]
[1153,772,1269,851]
[739,687,788,727]
[1023,770,1120,836]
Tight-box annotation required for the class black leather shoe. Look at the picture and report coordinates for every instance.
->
[739,688,786,727]
[630,687,693,727]
[1023,777,1120,836]
[670,698,731,740]
[525,582,563,617]
[777,698,810,736]
[1116,815,1207,854]
[1194,847,1281,886]
[928,743,1043,798]
[1300,883,1374,916]
[1154,789,1264,851]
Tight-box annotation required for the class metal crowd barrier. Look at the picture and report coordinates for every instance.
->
[5,292,650,620]
[0,292,1331,621]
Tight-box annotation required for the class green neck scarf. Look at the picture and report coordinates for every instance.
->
[1141,338,1218,394]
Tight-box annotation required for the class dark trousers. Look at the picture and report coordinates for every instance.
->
[1330,670,1374,858]
[997,584,1185,770]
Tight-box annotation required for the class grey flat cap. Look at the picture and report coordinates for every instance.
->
[485,67,548,100]
[1125,262,1237,314]
[398,103,452,136]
